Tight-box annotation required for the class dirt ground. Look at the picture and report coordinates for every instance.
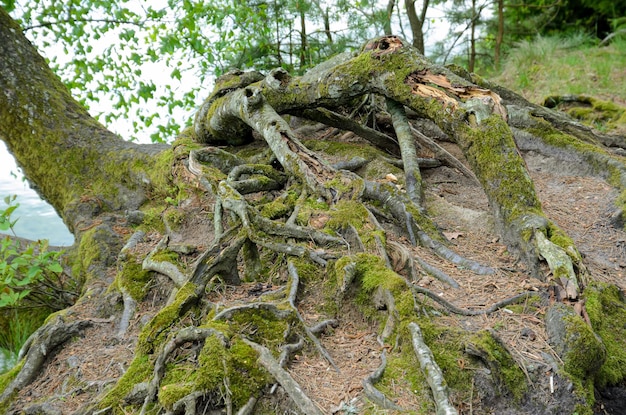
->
[8,127,626,415]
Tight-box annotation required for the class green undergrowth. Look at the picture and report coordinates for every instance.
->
[493,36,626,109]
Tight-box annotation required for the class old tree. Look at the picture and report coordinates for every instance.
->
[2,7,626,415]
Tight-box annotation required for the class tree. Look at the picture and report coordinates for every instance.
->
[2,6,626,415]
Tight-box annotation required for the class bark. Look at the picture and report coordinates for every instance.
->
[0,9,167,233]
[2,8,625,413]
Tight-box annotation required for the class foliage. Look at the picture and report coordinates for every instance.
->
[480,0,626,62]
[3,0,388,143]
[493,34,626,108]
[0,196,75,310]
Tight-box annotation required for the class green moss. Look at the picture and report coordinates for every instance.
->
[354,253,406,293]
[98,354,152,410]
[139,206,166,233]
[196,337,269,407]
[158,382,193,409]
[138,282,198,354]
[164,208,185,228]
[260,199,291,219]
[560,313,606,381]
[116,254,152,301]
[462,115,544,224]
[467,331,527,402]
[584,283,626,387]
[230,308,289,348]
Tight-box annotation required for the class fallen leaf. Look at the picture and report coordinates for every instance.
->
[443,231,463,240]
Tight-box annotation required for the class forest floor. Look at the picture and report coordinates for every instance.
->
[8,123,626,415]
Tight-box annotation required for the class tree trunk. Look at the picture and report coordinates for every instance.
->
[495,0,504,69]
[405,0,429,54]
[2,8,626,414]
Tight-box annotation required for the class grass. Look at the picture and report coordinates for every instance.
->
[491,34,626,106]
[0,310,43,374]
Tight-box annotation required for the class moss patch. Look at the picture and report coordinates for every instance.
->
[116,254,152,301]
[584,283,626,387]
[466,330,527,402]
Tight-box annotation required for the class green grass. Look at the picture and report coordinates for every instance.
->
[492,34,626,106]
[0,310,43,374]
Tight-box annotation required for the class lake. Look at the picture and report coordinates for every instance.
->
[0,143,74,246]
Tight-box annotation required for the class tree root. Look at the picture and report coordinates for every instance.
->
[409,123,479,184]
[279,336,305,369]
[417,231,495,275]
[117,287,137,337]
[387,98,423,205]
[411,284,542,316]
[414,256,460,289]
[143,236,187,287]
[408,322,459,415]
[140,327,228,415]
[362,350,403,410]
[212,302,292,321]
[1,316,91,402]
[243,338,324,415]
[287,260,339,371]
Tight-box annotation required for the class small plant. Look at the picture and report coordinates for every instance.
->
[0,195,77,310]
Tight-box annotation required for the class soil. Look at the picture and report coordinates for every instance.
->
[6,125,626,415]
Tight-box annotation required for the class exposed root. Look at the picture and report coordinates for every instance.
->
[235,396,257,415]
[289,107,399,154]
[362,351,403,410]
[409,123,479,184]
[387,98,423,205]
[414,257,460,288]
[411,284,542,316]
[279,336,305,369]
[213,302,292,321]
[143,236,187,287]
[140,327,228,415]
[1,316,91,402]
[408,322,459,415]
[117,287,137,337]
[287,260,339,371]
[331,156,370,172]
[243,338,324,415]
[309,319,339,335]
[417,231,495,275]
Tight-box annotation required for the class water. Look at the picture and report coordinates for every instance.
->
[0,142,74,246]
[0,348,17,374]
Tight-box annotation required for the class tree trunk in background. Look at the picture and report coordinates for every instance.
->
[405,0,430,54]
[384,0,396,35]
[495,0,504,69]
[469,0,477,71]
